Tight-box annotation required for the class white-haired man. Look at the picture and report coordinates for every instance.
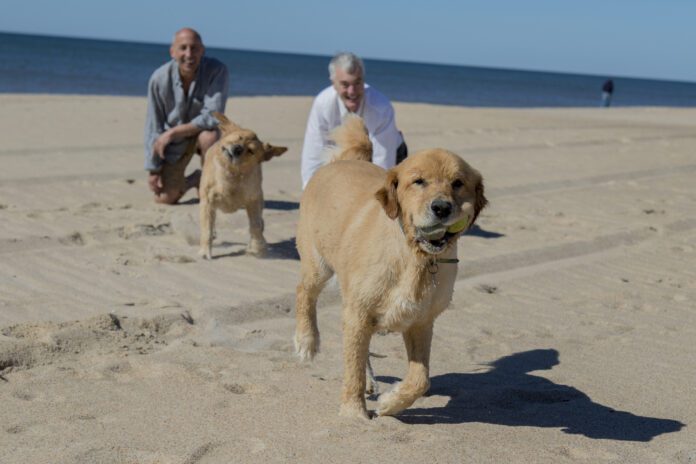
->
[300,52,406,188]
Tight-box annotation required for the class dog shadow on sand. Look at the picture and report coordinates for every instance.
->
[264,200,299,211]
[214,238,299,260]
[379,349,684,441]
[464,224,504,239]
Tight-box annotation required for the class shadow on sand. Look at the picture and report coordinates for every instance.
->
[380,349,683,441]
[214,238,299,260]
[464,224,505,239]
[264,200,300,211]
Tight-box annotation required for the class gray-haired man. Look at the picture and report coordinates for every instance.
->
[300,52,406,188]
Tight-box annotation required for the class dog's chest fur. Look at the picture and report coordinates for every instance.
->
[210,158,262,213]
[374,263,454,332]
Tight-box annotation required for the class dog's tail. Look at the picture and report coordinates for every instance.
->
[330,114,372,162]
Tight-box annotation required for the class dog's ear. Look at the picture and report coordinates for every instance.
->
[375,169,400,220]
[470,175,488,226]
[212,111,241,135]
[262,143,288,162]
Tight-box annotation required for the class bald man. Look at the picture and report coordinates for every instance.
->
[144,28,229,204]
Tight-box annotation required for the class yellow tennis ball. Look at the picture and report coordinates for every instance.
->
[447,217,469,234]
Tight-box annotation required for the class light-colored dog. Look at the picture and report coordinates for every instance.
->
[198,112,287,259]
[329,114,372,162]
[294,121,487,419]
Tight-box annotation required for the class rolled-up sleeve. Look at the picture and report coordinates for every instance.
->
[190,63,229,130]
[144,75,165,172]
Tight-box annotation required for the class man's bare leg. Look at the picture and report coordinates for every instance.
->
[153,130,218,204]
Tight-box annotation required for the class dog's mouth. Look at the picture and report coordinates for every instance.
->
[414,216,470,254]
[416,230,457,254]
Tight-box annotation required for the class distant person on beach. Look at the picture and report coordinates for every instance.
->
[601,79,614,107]
[144,28,229,204]
[300,52,407,188]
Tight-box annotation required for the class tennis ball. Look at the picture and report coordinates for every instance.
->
[447,217,469,234]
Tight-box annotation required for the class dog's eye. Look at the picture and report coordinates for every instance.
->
[233,145,244,156]
[452,179,464,189]
[413,178,426,186]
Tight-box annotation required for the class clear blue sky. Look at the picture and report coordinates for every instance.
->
[2,0,693,82]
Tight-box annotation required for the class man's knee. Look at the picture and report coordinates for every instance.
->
[154,188,183,205]
[197,130,220,155]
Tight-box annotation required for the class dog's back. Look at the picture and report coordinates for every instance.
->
[330,114,372,162]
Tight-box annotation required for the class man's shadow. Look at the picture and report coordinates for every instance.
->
[383,349,683,441]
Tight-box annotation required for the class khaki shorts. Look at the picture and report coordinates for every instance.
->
[160,140,197,195]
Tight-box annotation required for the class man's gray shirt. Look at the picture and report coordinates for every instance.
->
[144,57,229,171]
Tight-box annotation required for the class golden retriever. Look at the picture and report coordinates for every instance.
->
[199,112,287,259]
[294,123,487,419]
[329,114,372,162]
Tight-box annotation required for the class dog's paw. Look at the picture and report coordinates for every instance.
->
[246,239,267,257]
[198,247,212,260]
[339,402,371,420]
[365,376,380,396]
[376,382,410,416]
[294,331,320,362]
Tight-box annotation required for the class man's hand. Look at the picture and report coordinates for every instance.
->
[153,130,174,159]
[148,172,163,194]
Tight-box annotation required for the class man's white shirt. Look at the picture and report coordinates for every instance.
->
[301,84,402,188]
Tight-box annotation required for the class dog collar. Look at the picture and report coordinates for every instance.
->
[428,257,460,274]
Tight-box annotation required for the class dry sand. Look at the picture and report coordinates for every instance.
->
[1,94,695,463]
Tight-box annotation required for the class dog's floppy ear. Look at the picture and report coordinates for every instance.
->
[470,175,488,226]
[212,111,241,135]
[262,143,288,162]
[375,169,400,220]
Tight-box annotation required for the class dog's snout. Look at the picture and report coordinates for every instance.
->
[224,144,244,158]
[430,199,452,219]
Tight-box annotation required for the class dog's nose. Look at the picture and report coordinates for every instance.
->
[431,199,452,219]
[224,144,244,158]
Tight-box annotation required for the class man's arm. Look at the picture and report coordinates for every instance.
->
[367,102,401,171]
[189,62,230,130]
[300,101,330,189]
[152,123,203,160]
[144,75,166,172]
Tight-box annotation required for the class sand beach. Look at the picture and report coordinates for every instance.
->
[1,94,695,463]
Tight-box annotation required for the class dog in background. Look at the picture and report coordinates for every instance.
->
[198,112,287,259]
[295,118,487,419]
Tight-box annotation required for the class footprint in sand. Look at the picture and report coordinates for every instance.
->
[6,424,26,434]
[120,223,172,239]
[222,382,246,394]
[58,232,85,246]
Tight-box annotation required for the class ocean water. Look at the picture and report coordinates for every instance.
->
[2,31,696,107]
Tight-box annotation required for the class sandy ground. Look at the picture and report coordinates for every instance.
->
[1,94,695,463]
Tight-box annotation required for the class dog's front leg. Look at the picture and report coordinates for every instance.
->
[245,197,267,256]
[199,197,216,260]
[377,322,433,416]
[340,308,372,420]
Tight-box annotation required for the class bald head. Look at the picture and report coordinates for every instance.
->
[172,28,203,46]
[170,28,205,79]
